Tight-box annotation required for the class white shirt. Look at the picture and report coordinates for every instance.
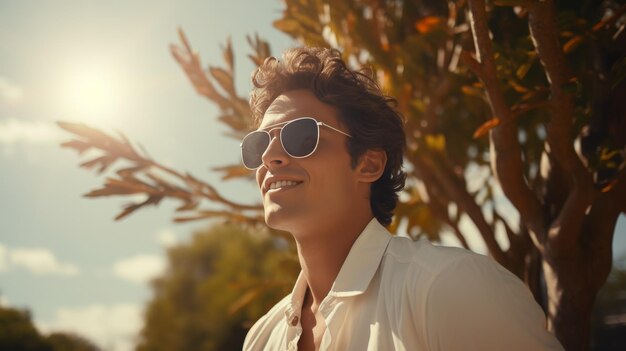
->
[243,218,564,351]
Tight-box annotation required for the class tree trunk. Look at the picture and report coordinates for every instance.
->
[542,205,618,350]
[543,256,596,350]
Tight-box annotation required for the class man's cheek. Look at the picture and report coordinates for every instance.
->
[255,169,265,190]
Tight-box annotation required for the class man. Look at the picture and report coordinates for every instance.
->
[241,47,563,351]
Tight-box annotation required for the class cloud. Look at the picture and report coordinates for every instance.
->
[113,254,165,285]
[0,243,8,271]
[0,118,65,146]
[0,77,24,101]
[156,228,178,248]
[37,303,142,351]
[0,244,79,276]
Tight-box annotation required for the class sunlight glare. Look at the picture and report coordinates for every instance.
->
[62,64,129,126]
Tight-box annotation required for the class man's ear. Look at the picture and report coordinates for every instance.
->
[356,149,387,183]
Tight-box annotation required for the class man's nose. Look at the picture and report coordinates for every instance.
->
[261,133,289,168]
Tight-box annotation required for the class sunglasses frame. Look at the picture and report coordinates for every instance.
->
[240,117,352,170]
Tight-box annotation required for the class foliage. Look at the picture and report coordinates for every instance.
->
[59,0,626,349]
[136,223,298,351]
[0,305,100,351]
[0,306,51,351]
[45,333,100,351]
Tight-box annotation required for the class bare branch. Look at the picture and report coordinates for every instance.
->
[59,121,262,222]
[170,28,252,131]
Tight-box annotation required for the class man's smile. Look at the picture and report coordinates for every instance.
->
[268,179,301,190]
[262,176,304,194]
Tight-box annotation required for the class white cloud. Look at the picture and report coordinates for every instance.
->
[113,254,165,285]
[38,303,142,351]
[0,243,8,271]
[0,118,65,146]
[5,246,79,276]
[0,295,9,307]
[156,228,178,248]
[0,77,24,101]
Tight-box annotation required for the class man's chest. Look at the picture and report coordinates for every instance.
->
[297,307,326,351]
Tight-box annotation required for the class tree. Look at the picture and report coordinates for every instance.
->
[136,223,298,351]
[0,305,100,351]
[45,332,101,351]
[59,0,626,349]
[0,306,52,351]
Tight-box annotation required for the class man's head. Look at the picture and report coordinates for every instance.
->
[248,47,406,229]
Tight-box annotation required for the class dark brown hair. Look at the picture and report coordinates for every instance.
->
[250,47,406,226]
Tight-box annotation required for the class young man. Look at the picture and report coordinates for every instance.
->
[241,47,563,351]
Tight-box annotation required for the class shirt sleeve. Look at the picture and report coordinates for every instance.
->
[423,253,564,351]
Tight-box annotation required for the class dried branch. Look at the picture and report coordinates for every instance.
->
[170,28,255,133]
[466,0,546,251]
[58,121,263,222]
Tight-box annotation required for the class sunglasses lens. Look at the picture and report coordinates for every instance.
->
[282,118,318,157]
[241,132,269,169]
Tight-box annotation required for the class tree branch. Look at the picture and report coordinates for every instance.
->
[466,0,547,251]
[59,122,263,222]
[527,0,595,254]
[412,160,471,250]
[418,152,507,263]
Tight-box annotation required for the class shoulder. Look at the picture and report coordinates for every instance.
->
[382,236,483,280]
[243,293,291,351]
[383,239,564,350]
[383,236,533,311]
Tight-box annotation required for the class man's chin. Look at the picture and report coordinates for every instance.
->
[264,207,301,232]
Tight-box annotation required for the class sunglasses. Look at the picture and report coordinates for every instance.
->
[240,117,352,170]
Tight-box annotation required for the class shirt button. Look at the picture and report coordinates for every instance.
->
[290,316,299,326]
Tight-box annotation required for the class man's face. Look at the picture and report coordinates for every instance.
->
[255,89,361,234]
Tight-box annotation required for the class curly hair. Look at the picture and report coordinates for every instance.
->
[250,47,406,226]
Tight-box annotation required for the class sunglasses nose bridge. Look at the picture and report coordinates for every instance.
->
[260,130,290,168]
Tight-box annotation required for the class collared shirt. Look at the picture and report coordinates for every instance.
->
[243,218,564,351]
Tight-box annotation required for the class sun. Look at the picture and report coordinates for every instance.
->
[62,64,130,126]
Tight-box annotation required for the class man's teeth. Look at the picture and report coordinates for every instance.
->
[269,180,298,190]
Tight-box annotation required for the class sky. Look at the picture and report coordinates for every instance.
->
[0,1,624,351]
[0,1,295,350]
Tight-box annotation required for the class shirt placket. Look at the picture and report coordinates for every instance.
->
[285,309,302,351]
[318,296,341,351]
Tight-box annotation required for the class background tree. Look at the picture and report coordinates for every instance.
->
[59,0,626,349]
[136,223,298,351]
[0,305,100,351]
[45,332,101,351]
[0,306,52,351]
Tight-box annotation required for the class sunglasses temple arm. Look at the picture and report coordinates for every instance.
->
[320,123,352,138]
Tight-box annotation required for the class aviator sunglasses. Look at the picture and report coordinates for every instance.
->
[240,117,352,170]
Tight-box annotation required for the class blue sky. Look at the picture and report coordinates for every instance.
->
[0,1,624,351]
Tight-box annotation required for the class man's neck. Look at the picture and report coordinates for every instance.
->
[294,211,374,308]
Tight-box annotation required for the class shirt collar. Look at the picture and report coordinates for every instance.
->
[284,271,308,325]
[329,217,392,297]
[283,218,392,324]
